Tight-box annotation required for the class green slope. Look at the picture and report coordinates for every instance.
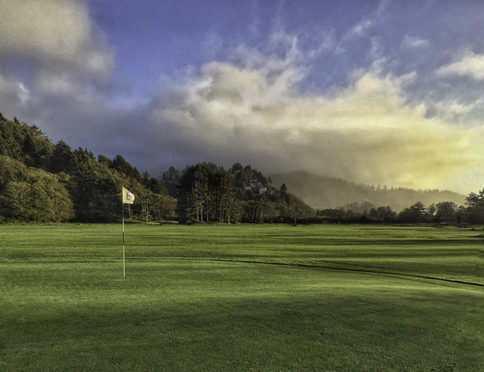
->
[0,224,482,371]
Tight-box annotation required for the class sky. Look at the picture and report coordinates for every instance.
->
[0,0,483,193]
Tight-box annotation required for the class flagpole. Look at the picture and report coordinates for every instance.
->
[122,186,134,279]
[122,201,126,279]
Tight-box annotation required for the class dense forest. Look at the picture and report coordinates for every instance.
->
[0,114,312,223]
[0,114,176,223]
[0,113,483,225]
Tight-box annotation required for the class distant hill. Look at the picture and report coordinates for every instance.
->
[270,171,466,211]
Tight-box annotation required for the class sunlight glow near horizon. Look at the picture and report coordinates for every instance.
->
[0,0,483,193]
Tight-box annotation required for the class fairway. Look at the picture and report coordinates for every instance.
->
[0,224,483,371]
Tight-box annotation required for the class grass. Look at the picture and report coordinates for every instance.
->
[0,223,482,371]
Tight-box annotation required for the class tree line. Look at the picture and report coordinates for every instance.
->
[0,114,313,223]
[0,113,483,225]
[315,197,484,225]
[175,162,313,224]
[0,114,175,222]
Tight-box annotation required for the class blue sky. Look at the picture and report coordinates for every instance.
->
[0,0,483,192]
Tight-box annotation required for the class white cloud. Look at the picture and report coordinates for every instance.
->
[16,82,31,105]
[347,19,374,38]
[437,51,484,80]
[0,0,113,77]
[343,0,390,41]
[432,99,478,116]
[421,97,483,127]
[369,37,383,59]
[401,35,430,49]
[32,69,103,105]
[1,4,482,194]
[0,71,31,107]
[0,0,115,147]
[151,49,484,191]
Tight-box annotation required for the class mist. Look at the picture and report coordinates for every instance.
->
[148,48,484,192]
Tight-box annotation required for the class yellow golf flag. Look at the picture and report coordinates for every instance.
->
[122,187,135,204]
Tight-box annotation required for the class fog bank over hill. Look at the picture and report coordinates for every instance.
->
[270,171,466,211]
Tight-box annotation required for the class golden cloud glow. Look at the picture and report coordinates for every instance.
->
[153,54,484,192]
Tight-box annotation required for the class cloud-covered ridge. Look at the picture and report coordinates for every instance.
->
[151,49,484,190]
[1,2,483,194]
